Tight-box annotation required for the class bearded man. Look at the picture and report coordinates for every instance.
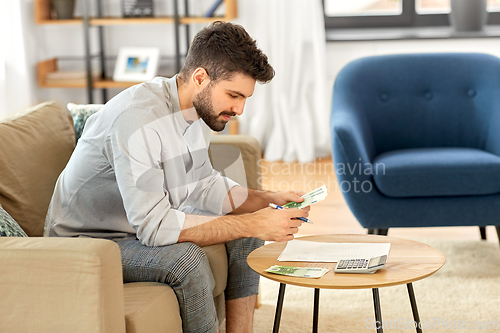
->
[45,21,309,333]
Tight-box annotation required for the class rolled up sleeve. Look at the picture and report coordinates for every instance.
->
[189,166,239,215]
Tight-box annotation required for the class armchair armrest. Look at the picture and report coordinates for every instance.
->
[331,109,376,179]
[0,237,126,333]
[485,110,500,156]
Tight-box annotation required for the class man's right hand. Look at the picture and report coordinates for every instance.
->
[248,207,309,242]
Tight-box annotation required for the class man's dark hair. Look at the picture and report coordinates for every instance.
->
[178,21,274,84]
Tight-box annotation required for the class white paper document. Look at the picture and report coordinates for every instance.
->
[278,240,391,262]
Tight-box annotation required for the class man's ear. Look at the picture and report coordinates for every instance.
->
[191,68,210,88]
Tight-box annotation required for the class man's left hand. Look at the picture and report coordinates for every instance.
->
[270,191,311,213]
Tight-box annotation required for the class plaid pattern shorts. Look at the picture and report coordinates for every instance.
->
[114,236,264,333]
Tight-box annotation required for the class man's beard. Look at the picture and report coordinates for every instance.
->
[193,84,236,132]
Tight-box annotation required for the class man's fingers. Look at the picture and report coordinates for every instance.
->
[286,208,308,218]
[285,191,304,202]
[291,190,306,197]
[272,207,307,218]
[289,219,304,227]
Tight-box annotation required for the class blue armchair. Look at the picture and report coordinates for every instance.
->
[331,53,500,239]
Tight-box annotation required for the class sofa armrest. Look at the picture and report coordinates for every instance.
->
[209,135,262,190]
[0,237,126,333]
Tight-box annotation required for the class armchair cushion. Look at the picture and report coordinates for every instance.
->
[373,148,500,198]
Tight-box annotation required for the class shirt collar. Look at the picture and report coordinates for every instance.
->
[168,74,191,133]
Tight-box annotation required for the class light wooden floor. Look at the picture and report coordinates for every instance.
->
[259,157,499,243]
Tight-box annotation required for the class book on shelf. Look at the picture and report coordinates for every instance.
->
[45,70,101,84]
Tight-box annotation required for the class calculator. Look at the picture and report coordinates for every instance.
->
[334,255,387,274]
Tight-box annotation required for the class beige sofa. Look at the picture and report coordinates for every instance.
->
[0,101,262,333]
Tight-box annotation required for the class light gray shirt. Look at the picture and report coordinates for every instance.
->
[44,76,238,246]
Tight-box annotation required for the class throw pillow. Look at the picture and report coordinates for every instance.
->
[0,101,75,236]
[67,103,104,143]
[0,207,28,237]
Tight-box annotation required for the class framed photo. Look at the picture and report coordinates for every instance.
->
[113,47,160,82]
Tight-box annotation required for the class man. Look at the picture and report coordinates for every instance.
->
[45,21,309,333]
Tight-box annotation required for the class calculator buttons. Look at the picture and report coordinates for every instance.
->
[334,256,386,274]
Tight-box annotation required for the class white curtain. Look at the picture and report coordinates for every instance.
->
[235,0,331,163]
[0,0,38,119]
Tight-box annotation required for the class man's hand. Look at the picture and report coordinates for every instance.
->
[269,191,311,214]
[247,206,309,242]
[179,190,312,246]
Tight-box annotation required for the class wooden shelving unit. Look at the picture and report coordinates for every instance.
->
[38,58,138,89]
[34,15,236,25]
[35,0,237,99]
[35,0,237,24]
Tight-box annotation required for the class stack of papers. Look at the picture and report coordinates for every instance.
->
[278,240,391,262]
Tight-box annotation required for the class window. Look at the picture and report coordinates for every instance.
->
[324,0,402,17]
[324,0,500,29]
[417,0,500,13]
[416,0,450,14]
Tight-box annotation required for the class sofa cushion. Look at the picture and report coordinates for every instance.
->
[124,282,182,333]
[0,101,75,236]
[67,103,103,143]
[373,148,500,198]
[122,244,227,333]
[202,243,228,297]
[0,207,28,237]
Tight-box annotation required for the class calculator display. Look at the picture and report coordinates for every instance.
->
[368,256,386,268]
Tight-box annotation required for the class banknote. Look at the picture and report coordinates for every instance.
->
[265,265,329,278]
[283,185,328,209]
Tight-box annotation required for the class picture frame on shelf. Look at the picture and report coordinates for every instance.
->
[113,47,160,82]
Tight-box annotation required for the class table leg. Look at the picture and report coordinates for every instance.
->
[372,288,383,333]
[313,288,320,333]
[273,283,287,333]
[407,283,423,333]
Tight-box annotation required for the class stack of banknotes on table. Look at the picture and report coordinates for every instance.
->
[265,265,329,278]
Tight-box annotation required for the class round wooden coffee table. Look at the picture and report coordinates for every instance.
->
[247,234,445,333]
